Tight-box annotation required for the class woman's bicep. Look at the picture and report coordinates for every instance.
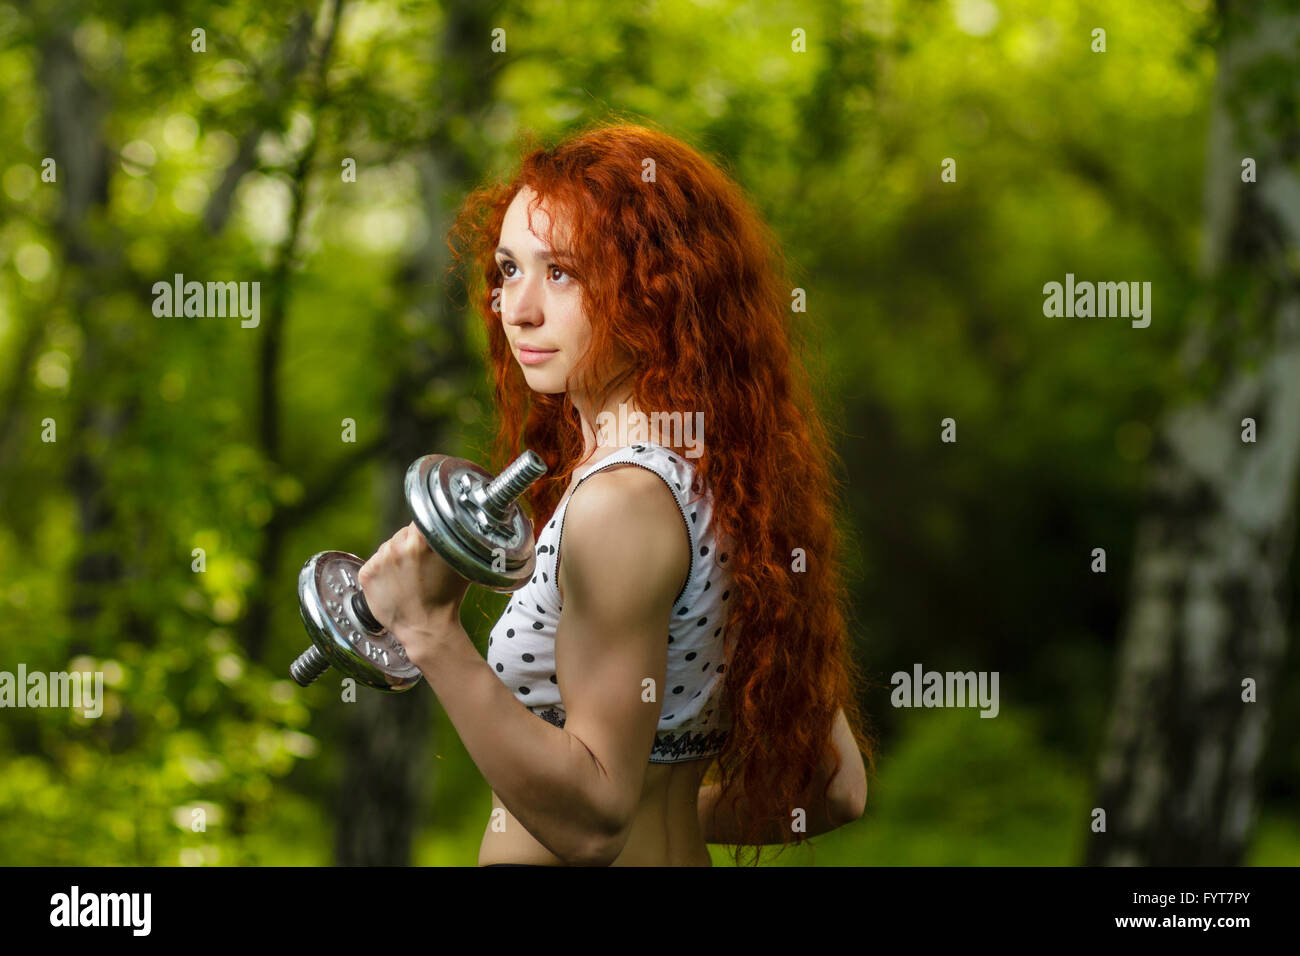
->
[552,468,690,847]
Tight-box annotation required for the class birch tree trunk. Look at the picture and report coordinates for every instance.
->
[1086,0,1300,865]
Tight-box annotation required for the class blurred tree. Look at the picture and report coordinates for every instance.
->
[1087,0,1300,865]
[34,2,141,658]
[334,0,503,867]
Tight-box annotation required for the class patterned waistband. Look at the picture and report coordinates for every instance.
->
[532,706,728,763]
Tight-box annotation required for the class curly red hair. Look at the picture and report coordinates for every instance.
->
[446,118,877,866]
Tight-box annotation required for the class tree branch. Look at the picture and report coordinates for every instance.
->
[272,432,390,533]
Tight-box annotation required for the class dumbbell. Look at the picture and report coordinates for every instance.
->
[291,449,548,692]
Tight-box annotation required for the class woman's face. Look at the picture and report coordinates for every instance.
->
[495,187,596,396]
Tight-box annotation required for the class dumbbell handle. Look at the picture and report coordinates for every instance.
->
[350,591,385,634]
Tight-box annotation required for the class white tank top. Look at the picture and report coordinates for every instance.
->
[485,441,734,763]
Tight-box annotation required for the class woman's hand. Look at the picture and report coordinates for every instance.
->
[357,522,471,667]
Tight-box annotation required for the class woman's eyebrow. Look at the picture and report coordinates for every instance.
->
[496,245,571,260]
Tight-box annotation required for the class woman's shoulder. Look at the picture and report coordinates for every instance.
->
[559,464,691,600]
[565,461,683,529]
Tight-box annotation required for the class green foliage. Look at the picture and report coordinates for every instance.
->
[0,0,1295,866]
[711,705,1088,866]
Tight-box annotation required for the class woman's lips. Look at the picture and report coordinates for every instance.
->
[518,348,557,366]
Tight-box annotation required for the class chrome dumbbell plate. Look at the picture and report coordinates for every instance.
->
[296,551,424,692]
[406,454,538,592]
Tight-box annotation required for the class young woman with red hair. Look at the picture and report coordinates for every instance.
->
[358,120,876,867]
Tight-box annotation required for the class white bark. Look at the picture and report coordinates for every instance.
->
[1088,0,1300,865]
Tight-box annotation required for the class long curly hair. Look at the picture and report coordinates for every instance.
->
[446,118,877,866]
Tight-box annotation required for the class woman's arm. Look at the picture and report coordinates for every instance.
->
[413,466,690,866]
[698,706,867,845]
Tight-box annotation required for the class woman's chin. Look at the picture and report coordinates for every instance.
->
[521,372,565,395]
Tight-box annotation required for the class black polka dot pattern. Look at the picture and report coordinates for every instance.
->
[481,441,733,762]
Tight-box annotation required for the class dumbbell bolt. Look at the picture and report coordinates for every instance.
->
[482,451,548,520]
[289,644,331,685]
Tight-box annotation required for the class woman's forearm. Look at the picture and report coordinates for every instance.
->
[698,778,846,845]
[404,620,619,865]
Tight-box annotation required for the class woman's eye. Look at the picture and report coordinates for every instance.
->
[498,260,570,283]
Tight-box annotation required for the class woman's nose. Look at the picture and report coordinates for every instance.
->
[502,279,543,323]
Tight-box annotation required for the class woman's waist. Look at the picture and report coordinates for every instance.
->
[481,759,712,865]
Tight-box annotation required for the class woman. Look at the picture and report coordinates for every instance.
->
[357,121,877,867]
